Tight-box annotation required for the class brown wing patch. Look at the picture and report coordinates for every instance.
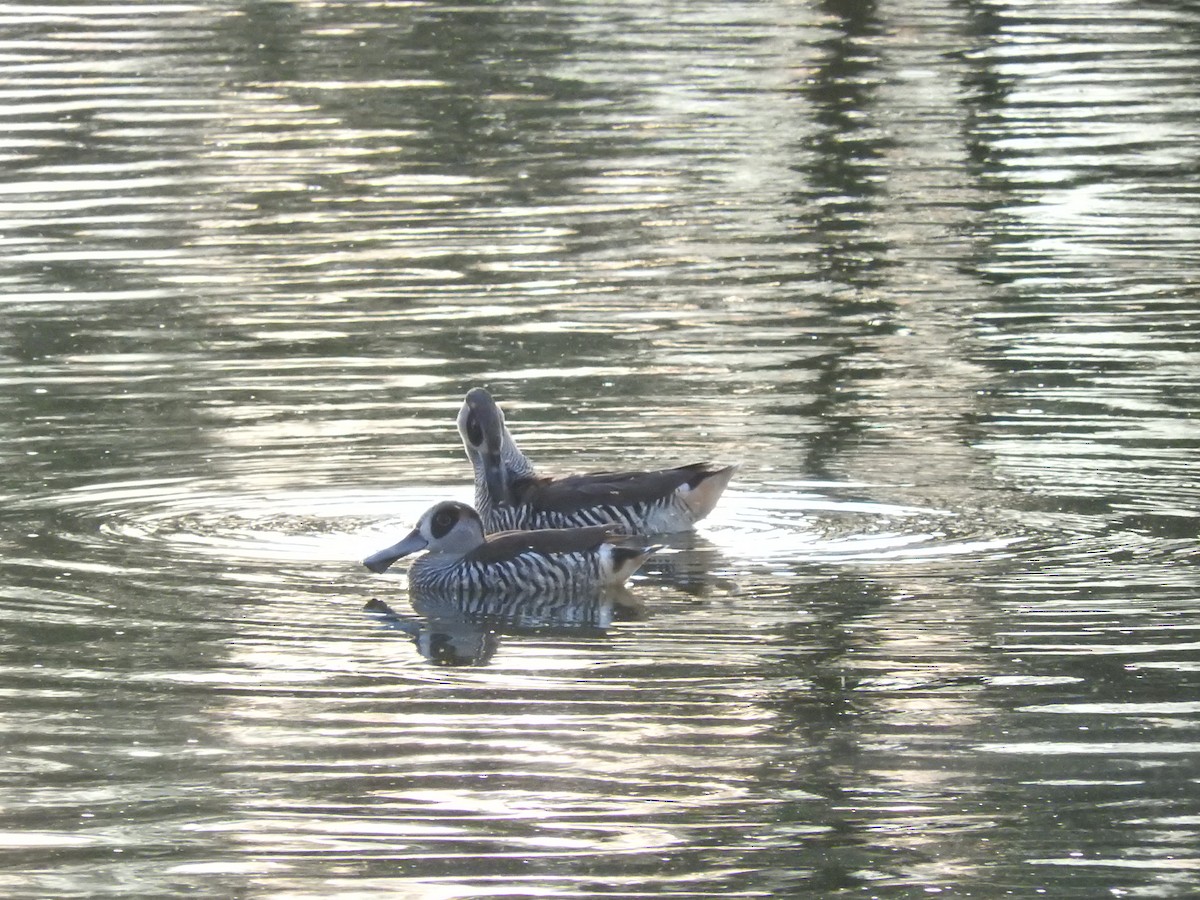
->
[516,463,725,514]
[466,525,614,565]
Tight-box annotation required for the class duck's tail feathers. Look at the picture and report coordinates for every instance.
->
[678,463,737,521]
[607,541,663,584]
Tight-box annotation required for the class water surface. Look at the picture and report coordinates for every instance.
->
[2,0,1199,897]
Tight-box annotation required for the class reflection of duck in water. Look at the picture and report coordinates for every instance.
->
[635,529,736,598]
[365,598,500,666]
[457,387,736,534]
[363,500,660,597]
[365,588,646,667]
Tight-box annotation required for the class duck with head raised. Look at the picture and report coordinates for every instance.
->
[457,387,736,535]
[363,500,660,598]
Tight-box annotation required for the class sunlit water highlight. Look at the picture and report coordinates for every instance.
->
[1,0,1199,897]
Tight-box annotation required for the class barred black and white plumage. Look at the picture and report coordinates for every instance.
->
[479,497,662,534]
[362,500,659,598]
[457,387,736,535]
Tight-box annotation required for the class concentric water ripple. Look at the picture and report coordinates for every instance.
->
[26,476,1029,580]
[32,479,448,570]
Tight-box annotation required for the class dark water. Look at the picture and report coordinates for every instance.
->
[2,0,1199,896]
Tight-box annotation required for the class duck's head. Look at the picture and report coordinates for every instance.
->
[363,501,485,573]
[457,387,528,499]
[457,387,505,456]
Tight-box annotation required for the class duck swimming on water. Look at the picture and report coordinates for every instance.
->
[363,500,660,598]
[457,387,736,534]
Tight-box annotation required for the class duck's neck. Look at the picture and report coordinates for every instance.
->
[500,433,535,481]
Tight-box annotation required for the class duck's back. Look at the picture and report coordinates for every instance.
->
[484,463,735,534]
[408,525,652,598]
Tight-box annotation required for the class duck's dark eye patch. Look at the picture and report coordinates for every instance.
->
[432,509,456,538]
[466,414,484,447]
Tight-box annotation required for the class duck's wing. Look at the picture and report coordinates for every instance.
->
[465,525,616,565]
[516,462,731,514]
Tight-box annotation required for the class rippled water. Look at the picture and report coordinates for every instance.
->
[2,0,1199,897]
